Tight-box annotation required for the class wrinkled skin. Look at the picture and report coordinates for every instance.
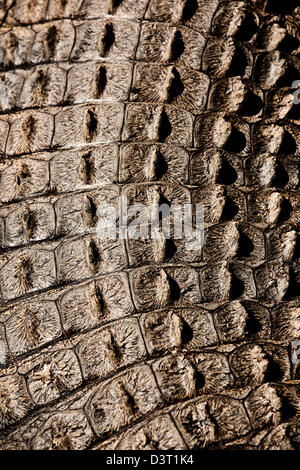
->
[0,0,299,450]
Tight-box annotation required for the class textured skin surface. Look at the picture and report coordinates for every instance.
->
[0,0,299,450]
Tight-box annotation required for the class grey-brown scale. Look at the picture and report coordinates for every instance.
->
[0,0,299,450]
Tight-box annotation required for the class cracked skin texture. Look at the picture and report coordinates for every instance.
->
[0,0,299,450]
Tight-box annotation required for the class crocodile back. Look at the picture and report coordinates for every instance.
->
[0,0,299,450]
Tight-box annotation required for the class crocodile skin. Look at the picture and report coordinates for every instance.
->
[0,0,299,450]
